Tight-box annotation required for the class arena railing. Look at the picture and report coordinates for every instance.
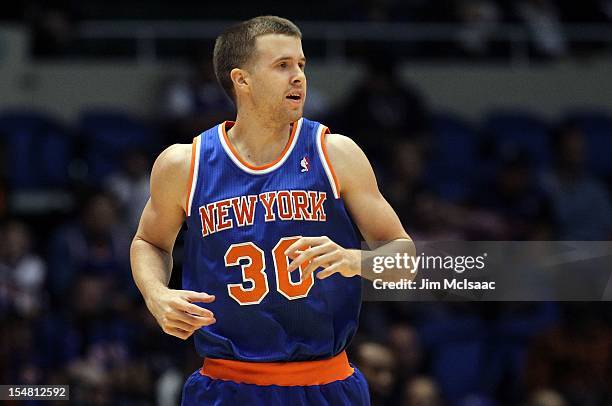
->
[76,21,612,65]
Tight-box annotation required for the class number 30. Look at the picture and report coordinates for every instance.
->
[224,237,314,305]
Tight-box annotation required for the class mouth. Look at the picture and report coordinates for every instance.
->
[285,91,303,103]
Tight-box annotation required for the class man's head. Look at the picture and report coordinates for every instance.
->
[213,16,306,122]
[552,122,586,172]
[402,376,442,406]
[355,341,396,398]
[80,192,119,237]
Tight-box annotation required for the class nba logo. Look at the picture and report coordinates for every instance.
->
[301,156,310,172]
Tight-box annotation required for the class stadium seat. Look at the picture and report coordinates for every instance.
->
[564,110,612,176]
[418,316,486,400]
[484,110,551,167]
[435,341,484,401]
[79,109,155,182]
[490,303,560,398]
[426,112,482,202]
[0,110,73,189]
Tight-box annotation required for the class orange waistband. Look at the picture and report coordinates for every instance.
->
[200,351,354,386]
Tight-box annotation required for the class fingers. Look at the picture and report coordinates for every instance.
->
[178,301,214,318]
[159,309,215,340]
[301,251,340,280]
[182,291,216,304]
[166,317,199,332]
[164,326,193,341]
[170,294,215,318]
[317,263,341,280]
[171,309,216,328]
[287,241,334,272]
[284,236,327,258]
[156,291,216,339]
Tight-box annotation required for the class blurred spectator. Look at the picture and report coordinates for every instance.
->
[388,323,428,404]
[63,270,154,403]
[2,318,44,384]
[409,193,468,240]
[47,192,132,302]
[402,376,443,406]
[524,304,612,405]
[540,123,612,240]
[388,323,423,375]
[104,149,151,233]
[26,1,77,57]
[456,393,497,406]
[161,53,234,144]
[0,220,47,317]
[334,54,431,162]
[410,192,515,240]
[157,367,184,406]
[385,139,428,227]
[472,152,554,240]
[516,0,568,58]
[455,0,501,57]
[355,341,397,406]
[1,8,611,402]
[527,388,568,406]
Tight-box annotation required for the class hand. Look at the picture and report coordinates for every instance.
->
[145,288,216,340]
[284,236,360,281]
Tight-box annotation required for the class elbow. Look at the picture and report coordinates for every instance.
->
[130,234,172,257]
[130,234,146,254]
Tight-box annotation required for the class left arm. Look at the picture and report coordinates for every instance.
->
[285,133,416,281]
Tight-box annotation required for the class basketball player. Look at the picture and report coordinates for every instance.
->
[131,16,413,405]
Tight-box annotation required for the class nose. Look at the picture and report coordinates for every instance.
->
[291,67,305,85]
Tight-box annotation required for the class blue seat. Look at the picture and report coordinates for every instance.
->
[418,316,486,401]
[484,110,551,167]
[564,110,612,176]
[426,112,481,202]
[490,303,560,398]
[79,109,155,182]
[435,341,484,400]
[0,111,72,189]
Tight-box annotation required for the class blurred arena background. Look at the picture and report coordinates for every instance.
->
[1,1,611,405]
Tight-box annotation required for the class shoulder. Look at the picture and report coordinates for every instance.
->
[324,133,369,174]
[324,133,363,159]
[152,143,192,179]
[323,133,374,195]
[150,143,194,208]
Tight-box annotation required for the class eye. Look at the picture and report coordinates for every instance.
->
[299,63,305,70]
[279,62,288,68]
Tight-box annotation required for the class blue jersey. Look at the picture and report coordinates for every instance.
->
[182,117,361,362]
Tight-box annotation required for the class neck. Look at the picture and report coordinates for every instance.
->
[227,109,295,167]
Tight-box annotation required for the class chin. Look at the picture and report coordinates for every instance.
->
[288,109,303,122]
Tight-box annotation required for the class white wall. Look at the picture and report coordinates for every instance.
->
[401,61,612,120]
[1,26,611,122]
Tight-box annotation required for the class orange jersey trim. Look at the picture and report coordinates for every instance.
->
[221,120,299,171]
[185,136,198,215]
[200,351,354,386]
[319,127,341,197]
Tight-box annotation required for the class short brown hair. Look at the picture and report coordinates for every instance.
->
[213,16,302,104]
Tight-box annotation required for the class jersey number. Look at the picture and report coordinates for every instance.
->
[224,237,314,305]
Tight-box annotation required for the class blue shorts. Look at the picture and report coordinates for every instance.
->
[181,364,370,405]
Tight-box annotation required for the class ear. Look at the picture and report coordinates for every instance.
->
[230,68,250,95]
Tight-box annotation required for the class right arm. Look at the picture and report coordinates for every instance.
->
[130,143,216,340]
